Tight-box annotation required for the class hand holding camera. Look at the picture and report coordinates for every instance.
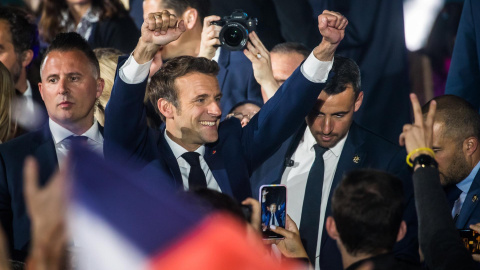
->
[198,15,222,60]
[211,10,258,51]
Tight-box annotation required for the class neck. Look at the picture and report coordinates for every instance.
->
[165,129,202,152]
[52,116,94,136]
[68,2,92,25]
[15,71,28,94]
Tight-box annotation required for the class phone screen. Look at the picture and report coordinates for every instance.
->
[459,229,480,254]
[260,185,287,239]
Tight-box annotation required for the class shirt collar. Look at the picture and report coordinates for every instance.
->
[24,80,32,97]
[164,130,205,159]
[212,47,222,63]
[304,126,348,157]
[457,160,480,193]
[49,118,103,144]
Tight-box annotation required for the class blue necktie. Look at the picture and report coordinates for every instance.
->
[299,144,328,264]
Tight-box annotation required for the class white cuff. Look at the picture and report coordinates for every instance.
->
[300,52,334,83]
[118,53,152,84]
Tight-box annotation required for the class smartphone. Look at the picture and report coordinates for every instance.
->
[459,229,480,254]
[259,184,287,239]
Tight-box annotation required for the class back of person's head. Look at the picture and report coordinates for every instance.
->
[0,62,15,143]
[331,169,404,256]
[271,42,310,59]
[41,32,100,79]
[94,48,123,126]
[0,7,39,60]
[161,0,210,23]
[423,95,480,141]
[323,56,361,97]
[147,55,219,121]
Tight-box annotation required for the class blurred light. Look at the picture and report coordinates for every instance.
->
[404,0,444,51]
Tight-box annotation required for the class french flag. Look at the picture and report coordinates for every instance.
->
[67,146,299,270]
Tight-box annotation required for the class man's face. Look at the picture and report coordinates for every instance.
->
[306,85,362,148]
[143,0,190,60]
[432,122,471,186]
[0,20,22,84]
[270,52,305,86]
[269,203,277,213]
[39,50,103,131]
[167,72,222,150]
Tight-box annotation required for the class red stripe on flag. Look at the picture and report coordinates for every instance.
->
[148,213,300,270]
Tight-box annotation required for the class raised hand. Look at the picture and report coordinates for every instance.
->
[314,10,348,61]
[198,15,222,60]
[399,93,437,161]
[142,10,186,46]
[243,32,279,99]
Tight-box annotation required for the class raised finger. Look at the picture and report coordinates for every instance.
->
[251,32,268,53]
[410,93,424,127]
[424,100,437,132]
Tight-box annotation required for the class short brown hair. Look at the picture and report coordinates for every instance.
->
[147,56,219,121]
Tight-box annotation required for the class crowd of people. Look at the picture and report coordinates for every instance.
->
[0,0,480,269]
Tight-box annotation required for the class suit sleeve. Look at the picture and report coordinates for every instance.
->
[445,0,480,110]
[0,151,13,253]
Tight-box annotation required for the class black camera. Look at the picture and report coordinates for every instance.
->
[211,10,258,51]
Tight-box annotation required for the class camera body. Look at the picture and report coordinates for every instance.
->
[211,10,258,51]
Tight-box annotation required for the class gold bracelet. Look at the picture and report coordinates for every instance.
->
[406,147,435,167]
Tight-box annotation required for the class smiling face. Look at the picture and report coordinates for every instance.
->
[164,72,222,151]
[306,85,363,149]
[39,50,103,134]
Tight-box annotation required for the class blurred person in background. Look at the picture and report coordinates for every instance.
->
[225,100,262,128]
[93,47,123,127]
[38,0,139,53]
[0,62,16,143]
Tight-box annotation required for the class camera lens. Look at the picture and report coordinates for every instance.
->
[224,26,243,47]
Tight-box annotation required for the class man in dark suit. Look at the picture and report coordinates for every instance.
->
[0,7,47,134]
[142,0,263,117]
[445,0,480,111]
[0,32,104,258]
[250,56,418,269]
[422,95,480,230]
[104,10,348,202]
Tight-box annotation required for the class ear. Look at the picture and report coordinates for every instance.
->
[20,50,34,68]
[326,216,339,240]
[354,91,363,112]
[396,220,407,242]
[158,98,175,119]
[38,82,45,101]
[96,78,105,98]
[464,137,478,157]
[182,8,199,30]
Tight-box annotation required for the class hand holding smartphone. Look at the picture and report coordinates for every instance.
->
[459,229,480,254]
[260,184,287,239]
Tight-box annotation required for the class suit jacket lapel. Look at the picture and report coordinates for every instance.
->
[216,49,229,90]
[457,171,480,228]
[31,125,58,187]
[204,144,232,195]
[158,133,183,189]
[321,123,366,249]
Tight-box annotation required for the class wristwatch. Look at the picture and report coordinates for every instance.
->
[413,154,438,168]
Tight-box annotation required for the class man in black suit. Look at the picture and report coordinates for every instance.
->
[0,32,104,258]
[0,7,47,133]
[250,56,418,269]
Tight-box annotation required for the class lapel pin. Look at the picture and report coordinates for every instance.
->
[212,150,216,155]
[353,155,360,164]
[473,195,478,203]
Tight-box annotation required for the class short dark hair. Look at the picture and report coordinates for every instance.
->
[162,0,210,24]
[271,42,310,59]
[323,55,361,97]
[423,95,480,141]
[40,32,100,79]
[148,56,219,121]
[0,7,39,59]
[332,169,404,256]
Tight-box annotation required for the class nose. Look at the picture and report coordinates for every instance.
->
[58,78,68,95]
[322,117,333,135]
[208,101,222,117]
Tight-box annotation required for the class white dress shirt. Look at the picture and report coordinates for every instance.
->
[163,131,221,192]
[281,126,348,270]
[49,118,104,167]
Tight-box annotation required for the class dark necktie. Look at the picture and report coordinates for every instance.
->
[181,152,207,189]
[64,135,89,150]
[299,144,328,264]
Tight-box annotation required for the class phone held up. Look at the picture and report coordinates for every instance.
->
[459,229,480,254]
[259,184,287,239]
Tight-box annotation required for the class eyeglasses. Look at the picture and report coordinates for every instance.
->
[226,111,258,121]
